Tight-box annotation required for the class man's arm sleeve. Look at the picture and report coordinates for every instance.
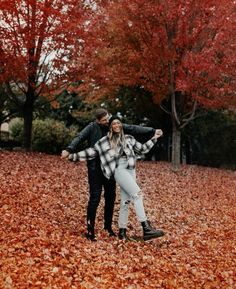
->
[123,123,155,136]
[66,123,93,153]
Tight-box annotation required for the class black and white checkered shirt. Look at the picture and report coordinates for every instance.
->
[69,135,157,179]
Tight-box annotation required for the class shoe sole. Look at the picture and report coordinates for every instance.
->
[143,233,165,241]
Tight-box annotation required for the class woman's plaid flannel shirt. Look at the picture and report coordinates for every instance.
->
[69,134,157,179]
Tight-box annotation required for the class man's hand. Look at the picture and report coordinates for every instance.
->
[61,150,69,159]
[153,129,163,139]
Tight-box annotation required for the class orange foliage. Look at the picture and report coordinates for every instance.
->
[0,151,235,288]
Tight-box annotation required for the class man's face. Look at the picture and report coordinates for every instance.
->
[97,114,110,126]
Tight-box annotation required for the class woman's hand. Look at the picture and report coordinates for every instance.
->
[153,129,163,139]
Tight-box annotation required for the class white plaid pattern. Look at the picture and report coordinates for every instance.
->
[69,135,157,179]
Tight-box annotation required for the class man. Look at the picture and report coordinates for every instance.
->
[61,108,156,241]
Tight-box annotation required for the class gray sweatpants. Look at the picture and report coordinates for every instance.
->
[114,158,147,228]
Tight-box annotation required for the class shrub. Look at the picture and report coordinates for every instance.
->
[9,118,24,144]
[9,118,78,154]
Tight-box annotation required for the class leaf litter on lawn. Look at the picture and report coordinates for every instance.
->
[0,151,235,288]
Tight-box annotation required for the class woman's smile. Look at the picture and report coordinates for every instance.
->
[111,120,122,133]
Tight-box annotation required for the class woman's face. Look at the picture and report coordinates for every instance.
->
[111,120,122,133]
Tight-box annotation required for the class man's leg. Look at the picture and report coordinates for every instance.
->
[86,160,103,240]
[103,176,116,235]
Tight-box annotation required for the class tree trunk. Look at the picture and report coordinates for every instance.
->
[171,120,181,171]
[23,98,34,151]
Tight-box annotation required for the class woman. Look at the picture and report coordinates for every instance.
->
[69,116,164,241]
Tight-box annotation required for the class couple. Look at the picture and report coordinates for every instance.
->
[61,109,164,241]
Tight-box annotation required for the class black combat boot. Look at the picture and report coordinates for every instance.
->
[118,228,128,240]
[141,220,164,241]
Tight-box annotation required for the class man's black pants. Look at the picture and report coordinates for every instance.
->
[87,159,116,231]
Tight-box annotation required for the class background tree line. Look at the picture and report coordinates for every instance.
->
[1,85,235,170]
[0,0,235,170]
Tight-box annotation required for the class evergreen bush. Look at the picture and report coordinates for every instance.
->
[9,118,78,154]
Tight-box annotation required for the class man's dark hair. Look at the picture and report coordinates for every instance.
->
[95,108,108,120]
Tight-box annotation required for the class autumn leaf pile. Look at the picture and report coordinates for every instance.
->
[0,151,235,289]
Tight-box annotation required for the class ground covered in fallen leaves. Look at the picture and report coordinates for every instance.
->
[0,151,235,289]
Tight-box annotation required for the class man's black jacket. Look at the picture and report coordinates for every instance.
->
[66,121,155,153]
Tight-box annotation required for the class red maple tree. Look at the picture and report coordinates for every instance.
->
[74,0,236,169]
[0,0,90,150]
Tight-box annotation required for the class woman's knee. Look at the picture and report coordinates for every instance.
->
[120,198,131,209]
